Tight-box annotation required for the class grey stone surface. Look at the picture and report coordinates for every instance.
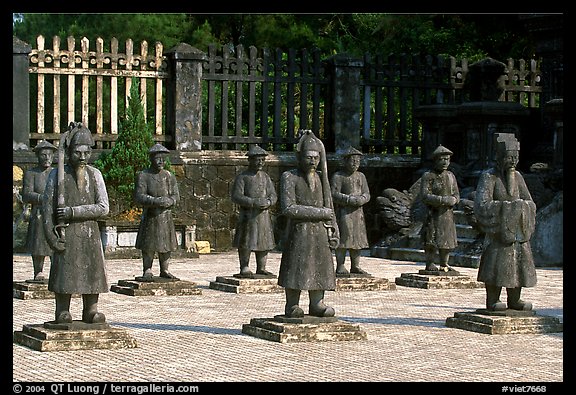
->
[12,251,563,382]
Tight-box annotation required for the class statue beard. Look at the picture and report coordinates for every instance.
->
[505,168,518,197]
[305,168,317,191]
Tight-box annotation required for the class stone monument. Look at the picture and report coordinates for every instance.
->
[446,133,562,334]
[331,146,395,291]
[110,143,201,297]
[210,145,282,293]
[13,122,137,351]
[242,130,366,342]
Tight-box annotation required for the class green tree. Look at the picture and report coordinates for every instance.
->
[94,78,165,219]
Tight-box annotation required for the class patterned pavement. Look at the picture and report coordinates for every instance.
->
[12,251,564,384]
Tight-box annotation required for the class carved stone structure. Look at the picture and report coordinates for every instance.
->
[415,57,530,188]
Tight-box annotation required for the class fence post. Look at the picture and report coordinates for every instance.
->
[165,43,207,151]
[13,37,31,150]
[324,54,364,153]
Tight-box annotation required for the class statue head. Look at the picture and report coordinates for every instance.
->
[341,146,363,174]
[246,145,268,172]
[148,143,170,171]
[494,133,520,171]
[65,122,94,169]
[33,139,57,168]
[431,145,453,172]
[296,130,323,173]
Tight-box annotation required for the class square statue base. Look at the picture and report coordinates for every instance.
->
[110,277,202,296]
[13,321,138,352]
[336,274,396,291]
[13,281,81,300]
[209,275,282,293]
[242,315,367,343]
[445,309,563,334]
[395,272,484,289]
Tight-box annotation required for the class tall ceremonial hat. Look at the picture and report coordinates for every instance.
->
[34,139,57,152]
[246,145,268,157]
[296,129,324,153]
[149,143,170,155]
[342,146,363,157]
[494,133,520,155]
[65,122,94,150]
[431,144,453,158]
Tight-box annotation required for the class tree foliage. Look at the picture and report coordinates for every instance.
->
[13,13,540,62]
[93,78,165,217]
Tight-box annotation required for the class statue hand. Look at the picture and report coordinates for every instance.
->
[56,207,72,221]
[254,198,270,209]
[156,197,173,208]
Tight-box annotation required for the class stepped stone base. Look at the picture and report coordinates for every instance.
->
[209,275,282,293]
[395,272,484,289]
[336,274,396,291]
[13,321,138,351]
[242,315,367,343]
[13,281,81,300]
[110,277,202,296]
[445,310,563,334]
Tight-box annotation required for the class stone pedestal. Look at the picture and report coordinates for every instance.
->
[336,273,396,291]
[13,280,81,300]
[395,270,484,289]
[110,277,202,296]
[13,321,138,352]
[445,309,563,335]
[209,274,282,293]
[242,315,367,343]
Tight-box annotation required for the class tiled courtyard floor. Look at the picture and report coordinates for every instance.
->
[13,251,564,383]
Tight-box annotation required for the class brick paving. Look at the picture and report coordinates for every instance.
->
[13,251,563,383]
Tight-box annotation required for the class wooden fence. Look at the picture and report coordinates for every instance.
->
[23,35,542,154]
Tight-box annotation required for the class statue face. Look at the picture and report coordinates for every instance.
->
[299,150,320,172]
[151,153,167,171]
[68,144,91,168]
[344,155,361,174]
[37,148,55,169]
[498,150,519,171]
[248,155,266,171]
[434,154,451,172]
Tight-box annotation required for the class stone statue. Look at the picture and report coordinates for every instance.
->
[420,145,460,272]
[134,143,180,281]
[278,130,337,318]
[331,146,371,275]
[474,133,537,311]
[231,145,278,277]
[22,140,57,281]
[43,122,109,323]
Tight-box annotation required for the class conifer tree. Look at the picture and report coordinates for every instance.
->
[94,78,156,219]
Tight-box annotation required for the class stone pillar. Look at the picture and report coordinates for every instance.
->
[544,98,563,169]
[165,43,207,151]
[325,55,364,153]
[13,37,31,151]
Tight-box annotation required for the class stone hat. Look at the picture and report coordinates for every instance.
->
[246,145,268,157]
[431,144,453,158]
[149,143,170,155]
[33,140,57,152]
[495,133,520,154]
[66,122,94,149]
[342,146,363,157]
[296,129,323,153]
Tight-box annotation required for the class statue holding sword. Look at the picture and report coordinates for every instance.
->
[43,122,110,324]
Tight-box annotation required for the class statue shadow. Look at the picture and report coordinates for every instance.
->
[111,322,241,335]
[339,316,446,328]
